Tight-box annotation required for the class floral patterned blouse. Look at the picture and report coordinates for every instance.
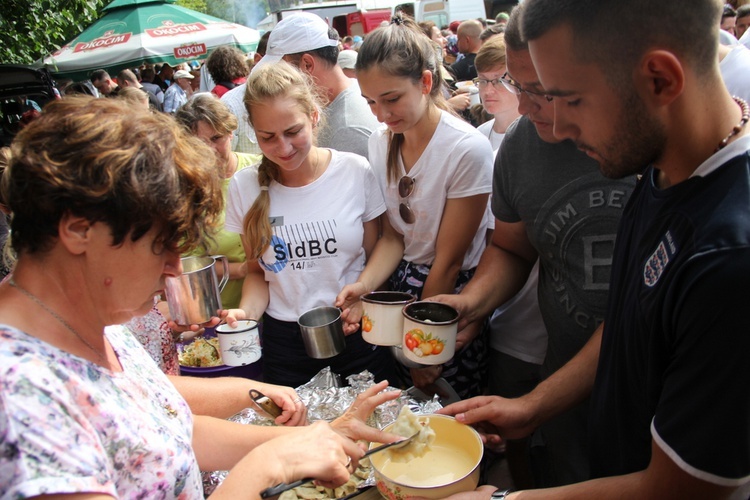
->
[0,324,203,499]
[125,303,180,376]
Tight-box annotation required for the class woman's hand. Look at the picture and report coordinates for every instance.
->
[331,380,403,447]
[219,308,249,328]
[214,421,361,497]
[251,381,308,426]
[448,92,471,112]
[335,282,368,335]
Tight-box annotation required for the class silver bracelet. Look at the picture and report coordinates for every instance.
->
[491,489,513,500]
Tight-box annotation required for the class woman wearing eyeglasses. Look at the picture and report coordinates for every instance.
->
[340,14,494,399]
[474,36,522,151]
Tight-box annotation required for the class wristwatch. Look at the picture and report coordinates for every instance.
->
[491,489,513,500]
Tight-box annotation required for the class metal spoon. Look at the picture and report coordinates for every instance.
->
[259,433,419,499]
[363,431,419,458]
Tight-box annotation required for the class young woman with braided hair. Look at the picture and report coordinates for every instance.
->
[222,61,401,387]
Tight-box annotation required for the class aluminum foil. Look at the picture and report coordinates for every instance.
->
[202,367,442,496]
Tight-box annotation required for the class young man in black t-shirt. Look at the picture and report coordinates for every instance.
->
[439,1,750,498]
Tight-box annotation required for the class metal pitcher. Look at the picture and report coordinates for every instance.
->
[165,255,229,325]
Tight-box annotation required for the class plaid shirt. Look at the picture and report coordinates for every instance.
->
[220,83,263,155]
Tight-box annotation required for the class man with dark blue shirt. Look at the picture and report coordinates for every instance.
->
[440,0,750,498]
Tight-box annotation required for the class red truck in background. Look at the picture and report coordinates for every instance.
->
[331,9,391,37]
[256,0,506,37]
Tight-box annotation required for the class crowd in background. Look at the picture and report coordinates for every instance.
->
[2,1,750,498]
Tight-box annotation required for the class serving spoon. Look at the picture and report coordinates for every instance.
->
[259,432,419,499]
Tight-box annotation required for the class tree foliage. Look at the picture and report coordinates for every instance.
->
[1,0,106,65]
[178,0,207,14]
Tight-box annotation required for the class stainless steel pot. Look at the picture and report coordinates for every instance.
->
[297,306,346,359]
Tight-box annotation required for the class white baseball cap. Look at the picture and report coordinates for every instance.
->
[337,49,358,70]
[253,13,339,73]
[173,69,194,80]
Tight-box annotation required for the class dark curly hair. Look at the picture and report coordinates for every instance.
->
[205,45,250,84]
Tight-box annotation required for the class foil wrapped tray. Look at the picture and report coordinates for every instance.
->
[202,367,442,497]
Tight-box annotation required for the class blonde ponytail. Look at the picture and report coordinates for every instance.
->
[242,156,280,259]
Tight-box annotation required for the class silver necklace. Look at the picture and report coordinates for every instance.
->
[8,278,107,363]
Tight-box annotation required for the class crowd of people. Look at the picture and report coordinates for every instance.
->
[1,0,749,498]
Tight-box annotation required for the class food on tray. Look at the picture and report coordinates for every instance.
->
[179,337,222,367]
[387,406,436,462]
[278,457,372,500]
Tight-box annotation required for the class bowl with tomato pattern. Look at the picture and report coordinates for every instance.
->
[401,302,458,365]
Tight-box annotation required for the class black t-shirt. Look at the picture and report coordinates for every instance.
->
[590,148,750,485]
[152,74,168,92]
[450,53,477,83]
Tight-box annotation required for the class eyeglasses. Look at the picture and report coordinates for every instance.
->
[499,72,553,103]
[473,77,506,91]
[398,175,416,224]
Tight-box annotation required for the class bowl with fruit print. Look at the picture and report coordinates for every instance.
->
[401,302,458,366]
[361,291,416,346]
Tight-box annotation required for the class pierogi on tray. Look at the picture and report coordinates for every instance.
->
[278,457,372,500]
[387,406,436,462]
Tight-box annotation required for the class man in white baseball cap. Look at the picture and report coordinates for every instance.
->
[337,49,358,78]
[253,12,339,71]
[240,12,379,159]
[163,69,194,114]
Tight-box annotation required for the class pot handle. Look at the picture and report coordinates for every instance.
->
[211,254,230,292]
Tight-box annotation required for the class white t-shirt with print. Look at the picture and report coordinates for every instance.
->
[368,110,494,269]
[225,150,385,322]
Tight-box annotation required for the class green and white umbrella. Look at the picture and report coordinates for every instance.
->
[40,0,259,81]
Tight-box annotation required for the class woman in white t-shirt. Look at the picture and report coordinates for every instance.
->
[340,15,494,399]
[223,62,401,387]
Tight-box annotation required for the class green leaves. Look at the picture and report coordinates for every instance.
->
[1,0,105,65]
[179,0,207,12]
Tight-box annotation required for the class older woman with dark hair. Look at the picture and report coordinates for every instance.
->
[0,96,397,498]
[206,44,250,97]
